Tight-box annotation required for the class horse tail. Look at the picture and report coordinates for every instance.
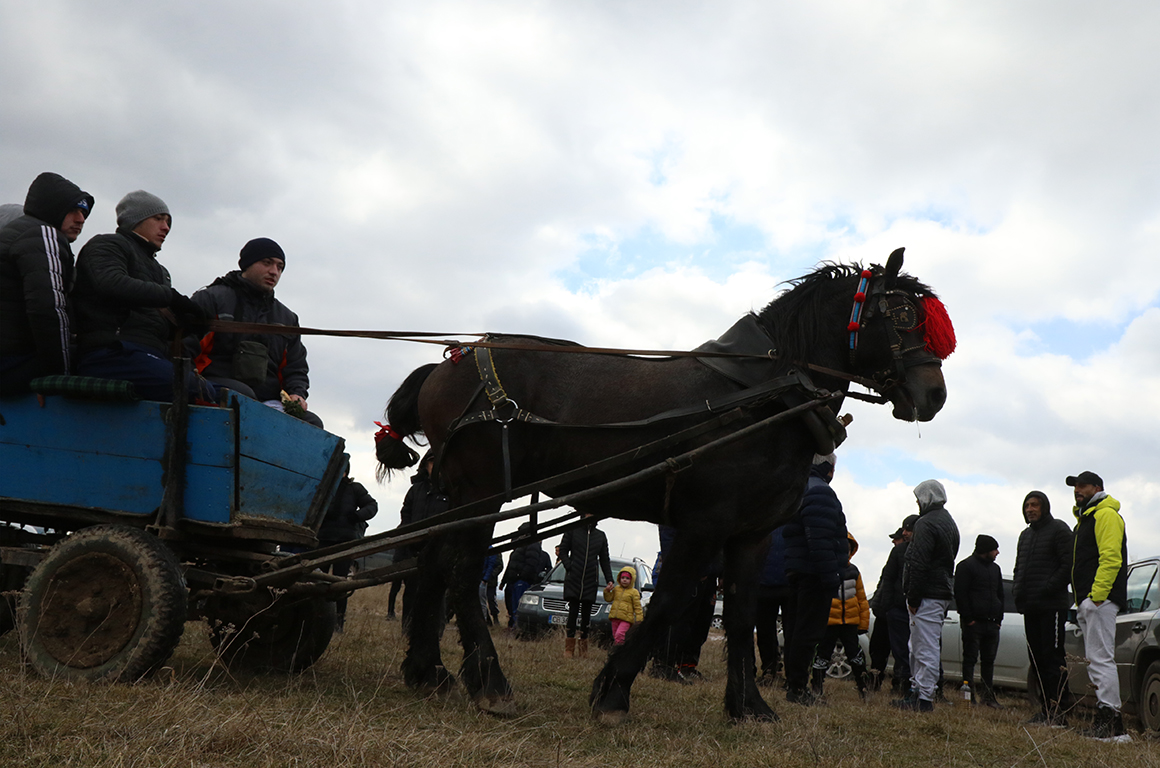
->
[376,363,438,478]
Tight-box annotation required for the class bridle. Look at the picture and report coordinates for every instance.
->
[845,266,943,396]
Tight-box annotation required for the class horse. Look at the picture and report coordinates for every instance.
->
[376,248,954,722]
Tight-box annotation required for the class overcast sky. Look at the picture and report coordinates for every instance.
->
[3,1,1158,584]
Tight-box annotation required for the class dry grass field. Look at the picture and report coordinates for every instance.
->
[1,583,1155,768]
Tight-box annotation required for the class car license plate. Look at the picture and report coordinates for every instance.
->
[549,615,567,625]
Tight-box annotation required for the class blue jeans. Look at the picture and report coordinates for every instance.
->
[507,580,531,627]
[78,342,216,402]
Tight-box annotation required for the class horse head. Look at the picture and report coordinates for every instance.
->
[850,248,953,422]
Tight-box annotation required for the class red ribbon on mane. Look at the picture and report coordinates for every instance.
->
[373,421,402,444]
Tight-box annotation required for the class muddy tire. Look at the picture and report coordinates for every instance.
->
[206,592,336,673]
[18,525,187,682]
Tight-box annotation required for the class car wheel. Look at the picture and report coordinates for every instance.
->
[1140,660,1160,732]
[711,616,723,630]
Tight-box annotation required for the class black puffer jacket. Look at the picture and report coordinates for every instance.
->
[502,523,551,586]
[903,480,960,606]
[0,173,91,372]
[188,271,309,400]
[559,522,613,601]
[871,541,909,613]
[783,464,847,586]
[318,476,378,543]
[73,228,174,355]
[1012,492,1073,613]
[954,554,1004,624]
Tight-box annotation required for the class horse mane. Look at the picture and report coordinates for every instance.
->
[754,261,938,365]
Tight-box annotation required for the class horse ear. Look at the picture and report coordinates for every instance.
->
[883,247,905,288]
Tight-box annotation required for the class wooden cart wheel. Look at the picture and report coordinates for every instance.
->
[206,591,336,673]
[18,525,188,681]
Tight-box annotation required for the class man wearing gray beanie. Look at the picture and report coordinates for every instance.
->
[72,190,212,402]
[186,237,322,428]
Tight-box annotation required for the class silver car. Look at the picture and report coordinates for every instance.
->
[1065,556,1160,732]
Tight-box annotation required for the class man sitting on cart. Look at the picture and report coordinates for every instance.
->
[0,172,94,395]
[187,237,323,428]
[72,190,213,402]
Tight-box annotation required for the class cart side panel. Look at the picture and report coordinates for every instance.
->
[233,397,343,527]
[0,395,166,515]
[180,404,236,523]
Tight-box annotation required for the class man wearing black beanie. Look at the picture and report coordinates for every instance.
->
[187,238,323,428]
[0,172,93,394]
[1013,490,1074,726]
[953,532,1005,708]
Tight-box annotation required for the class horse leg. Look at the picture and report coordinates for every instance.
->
[401,538,457,696]
[447,524,515,716]
[722,533,778,721]
[590,532,717,724]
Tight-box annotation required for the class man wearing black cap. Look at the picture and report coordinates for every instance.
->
[1013,490,1073,726]
[1067,471,1129,741]
[73,190,211,402]
[188,238,322,427]
[0,172,93,394]
[953,534,1004,708]
[868,514,917,693]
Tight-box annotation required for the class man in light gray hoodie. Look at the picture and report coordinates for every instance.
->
[892,479,960,712]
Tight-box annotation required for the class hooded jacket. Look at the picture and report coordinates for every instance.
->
[1012,491,1073,613]
[953,542,1005,624]
[501,522,552,586]
[828,534,870,629]
[396,469,448,561]
[1072,492,1128,609]
[318,476,378,543]
[559,521,614,602]
[783,463,847,586]
[903,479,960,606]
[871,538,909,613]
[604,565,645,623]
[73,228,175,355]
[189,271,310,400]
[0,173,92,374]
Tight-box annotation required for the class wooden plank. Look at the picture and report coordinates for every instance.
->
[0,395,167,459]
[0,443,161,514]
[185,404,236,468]
[182,463,234,523]
[237,456,319,525]
[235,397,342,479]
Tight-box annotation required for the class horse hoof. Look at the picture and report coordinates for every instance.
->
[475,693,517,717]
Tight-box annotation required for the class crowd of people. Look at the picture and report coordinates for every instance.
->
[756,459,1131,742]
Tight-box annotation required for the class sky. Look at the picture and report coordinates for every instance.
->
[2,0,1158,586]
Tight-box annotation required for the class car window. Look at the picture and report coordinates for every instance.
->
[1124,563,1158,614]
[1003,578,1017,613]
[546,563,566,584]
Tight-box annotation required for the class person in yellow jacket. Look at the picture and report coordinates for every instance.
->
[603,565,644,645]
[811,533,870,698]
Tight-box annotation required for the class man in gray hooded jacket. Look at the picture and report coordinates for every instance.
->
[893,479,959,712]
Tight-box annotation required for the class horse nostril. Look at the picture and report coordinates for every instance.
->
[930,387,946,409]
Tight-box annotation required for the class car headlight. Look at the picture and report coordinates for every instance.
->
[519,594,540,607]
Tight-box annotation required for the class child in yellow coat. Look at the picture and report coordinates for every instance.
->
[603,565,644,645]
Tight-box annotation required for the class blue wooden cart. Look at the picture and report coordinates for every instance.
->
[0,376,367,681]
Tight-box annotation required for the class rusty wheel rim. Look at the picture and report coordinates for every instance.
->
[37,553,141,668]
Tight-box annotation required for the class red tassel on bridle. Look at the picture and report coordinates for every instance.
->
[920,296,956,359]
[374,421,402,444]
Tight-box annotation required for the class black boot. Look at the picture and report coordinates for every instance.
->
[810,667,826,697]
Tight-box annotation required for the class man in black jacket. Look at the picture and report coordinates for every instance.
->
[0,172,93,394]
[1013,490,1073,725]
[954,534,1004,708]
[558,515,613,658]
[318,462,378,631]
[73,190,210,401]
[869,514,917,693]
[189,238,321,427]
[894,479,959,713]
[781,454,847,706]
[500,522,551,628]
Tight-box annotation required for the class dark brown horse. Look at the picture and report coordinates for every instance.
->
[377,249,953,722]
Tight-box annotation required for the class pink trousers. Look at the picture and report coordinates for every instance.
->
[611,618,632,645]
